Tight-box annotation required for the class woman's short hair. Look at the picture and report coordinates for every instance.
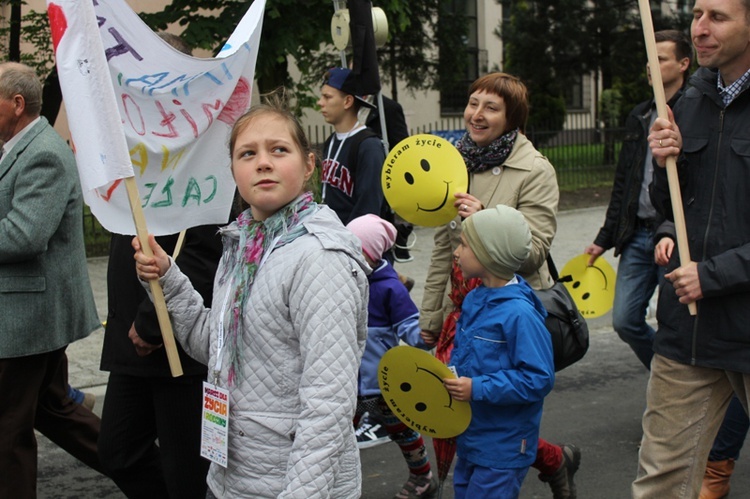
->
[468,73,529,134]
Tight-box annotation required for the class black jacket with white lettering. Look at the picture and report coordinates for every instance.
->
[321,127,386,225]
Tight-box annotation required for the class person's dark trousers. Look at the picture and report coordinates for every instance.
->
[0,347,103,499]
[709,395,750,461]
[99,373,209,499]
[394,219,414,261]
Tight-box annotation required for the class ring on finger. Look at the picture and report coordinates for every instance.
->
[659,139,663,147]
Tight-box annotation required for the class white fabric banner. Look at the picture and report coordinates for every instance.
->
[47,0,266,235]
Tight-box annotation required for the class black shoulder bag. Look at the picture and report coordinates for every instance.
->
[533,255,590,371]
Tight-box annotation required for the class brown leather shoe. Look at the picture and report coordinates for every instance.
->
[700,459,734,499]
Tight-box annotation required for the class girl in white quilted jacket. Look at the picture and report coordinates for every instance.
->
[134,99,370,498]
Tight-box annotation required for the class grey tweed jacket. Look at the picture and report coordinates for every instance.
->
[0,117,100,358]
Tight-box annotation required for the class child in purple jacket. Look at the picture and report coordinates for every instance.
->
[347,214,437,499]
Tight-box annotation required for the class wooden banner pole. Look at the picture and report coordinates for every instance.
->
[172,230,187,260]
[124,176,184,376]
[637,0,697,315]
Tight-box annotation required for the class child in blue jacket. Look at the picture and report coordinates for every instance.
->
[347,214,437,499]
[445,205,555,499]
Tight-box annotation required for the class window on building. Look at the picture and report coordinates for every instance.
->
[439,0,479,115]
[564,74,584,110]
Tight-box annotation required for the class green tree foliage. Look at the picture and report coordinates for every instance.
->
[500,0,691,131]
[0,6,54,76]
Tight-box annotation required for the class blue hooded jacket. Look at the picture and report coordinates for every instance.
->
[450,276,554,469]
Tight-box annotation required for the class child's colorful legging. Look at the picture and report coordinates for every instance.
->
[356,394,431,475]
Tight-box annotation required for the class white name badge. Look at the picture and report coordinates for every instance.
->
[200,382,230,468]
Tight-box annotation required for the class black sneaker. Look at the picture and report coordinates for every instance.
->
[394,247,414,263]
[539,444,581,499]
[355,416,390,449]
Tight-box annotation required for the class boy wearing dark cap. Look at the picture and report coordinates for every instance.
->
[318,67,387,225]
[444,205,555,499]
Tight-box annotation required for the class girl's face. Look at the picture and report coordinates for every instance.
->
[463,90,508,147]
[231,114,315,221]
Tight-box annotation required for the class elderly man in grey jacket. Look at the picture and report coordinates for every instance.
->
[0,62,103,497]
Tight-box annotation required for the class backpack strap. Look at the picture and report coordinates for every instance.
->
[345,128,380,167]
[347,128,393,223]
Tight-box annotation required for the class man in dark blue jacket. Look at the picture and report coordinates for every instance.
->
[634,1,750,496]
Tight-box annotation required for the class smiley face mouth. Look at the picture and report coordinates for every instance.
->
[416,181,451,213]
[415,365,456,410]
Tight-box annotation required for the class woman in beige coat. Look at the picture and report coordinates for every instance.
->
[420,73,580,498]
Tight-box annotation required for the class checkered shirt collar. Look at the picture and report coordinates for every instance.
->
[717,67,750,106]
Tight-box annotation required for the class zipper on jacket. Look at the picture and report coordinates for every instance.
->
[691,108,724,363]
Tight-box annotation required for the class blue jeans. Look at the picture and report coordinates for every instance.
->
[612,228,662,369]
[67,384,85,405]
[709,395,749,461]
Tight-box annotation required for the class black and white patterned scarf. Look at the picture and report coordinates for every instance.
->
[455,128,519,173]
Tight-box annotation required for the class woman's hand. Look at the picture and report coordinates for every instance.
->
[454,192,483,217]
[420,330,439,346]
[132,234,171,281]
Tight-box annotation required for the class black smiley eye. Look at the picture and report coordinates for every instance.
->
[404,172,414,185]
[415,402,427,412]
[582,292,590,300]
[572,281,581,288]
[400,382,412,392]
[421,159,430,172]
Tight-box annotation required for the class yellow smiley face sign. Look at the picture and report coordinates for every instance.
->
[559,254,617,318]
[381,134,468,227]
[378,345,471,439]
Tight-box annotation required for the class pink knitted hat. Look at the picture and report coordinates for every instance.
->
[346,214,397,262]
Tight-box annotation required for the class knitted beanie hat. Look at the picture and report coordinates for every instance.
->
[462,204,531,280]
[346,214,397,262]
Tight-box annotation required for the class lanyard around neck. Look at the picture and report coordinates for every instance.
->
[322,122,360,201]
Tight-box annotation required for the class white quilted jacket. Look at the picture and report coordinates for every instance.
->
[155,206,369,498]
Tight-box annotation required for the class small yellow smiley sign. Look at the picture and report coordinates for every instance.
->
[559,254,617,318]
[381,134,468,227]
[378,345,471,439]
